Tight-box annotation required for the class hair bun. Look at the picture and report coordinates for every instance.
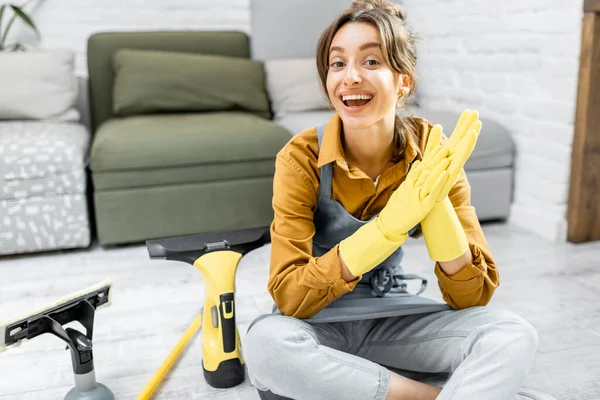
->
[392,4,407,21]
[350,0,407,21]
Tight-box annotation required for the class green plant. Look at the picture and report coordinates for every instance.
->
[0,2,40,51]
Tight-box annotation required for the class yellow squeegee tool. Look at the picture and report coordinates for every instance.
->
[0,280,115,400]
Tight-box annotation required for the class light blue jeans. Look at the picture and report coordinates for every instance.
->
[243,306,554,400]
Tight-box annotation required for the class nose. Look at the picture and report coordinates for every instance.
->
[342,63,362,86]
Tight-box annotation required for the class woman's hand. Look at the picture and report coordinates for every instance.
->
[417,110,481,201]
[376,110,480,240]
[337,110,481,278]
[418,110,482,263]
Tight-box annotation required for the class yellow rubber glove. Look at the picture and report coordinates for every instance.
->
[416,110,481,200]
[420,110,482,262]
[338,117,478,277]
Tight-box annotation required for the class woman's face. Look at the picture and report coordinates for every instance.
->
[326,22,405,130]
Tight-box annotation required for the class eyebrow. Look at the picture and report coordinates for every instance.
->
[329,42,380,54]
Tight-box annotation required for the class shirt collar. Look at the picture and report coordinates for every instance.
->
[317,114,346,169]
[316,113,423,169]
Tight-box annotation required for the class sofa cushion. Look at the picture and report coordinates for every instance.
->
[90,112,291,188]
[276,109,515,171]
[265,58,330,120]
[92,159,278,190]
[0,122,90,200]
[1,194,91,255]
[113,49,271,119]
[0,50,80,121]
[88,31,252,131]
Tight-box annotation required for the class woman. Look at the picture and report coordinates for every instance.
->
[243,1,553,399]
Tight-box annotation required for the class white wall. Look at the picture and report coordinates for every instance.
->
[5,0,585,242]
[402,0,584,242]
[4,0,251,76]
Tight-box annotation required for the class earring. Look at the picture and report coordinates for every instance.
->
[397,88,406,109]
[397,96,405,109]
[328,102,336,112]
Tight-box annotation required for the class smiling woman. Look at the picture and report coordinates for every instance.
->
[316,4,420,174]
[242,1,555,400]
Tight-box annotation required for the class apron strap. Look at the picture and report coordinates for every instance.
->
[393,273,428,296]
[315,123,333,200]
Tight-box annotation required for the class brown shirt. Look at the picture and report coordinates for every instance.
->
[269,114,499,319]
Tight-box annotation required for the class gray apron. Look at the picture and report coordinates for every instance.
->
[274,123,451,323]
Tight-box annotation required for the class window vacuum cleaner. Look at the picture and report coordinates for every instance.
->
[139,226,271,398]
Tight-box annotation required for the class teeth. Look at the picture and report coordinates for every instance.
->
[342,94,373,101]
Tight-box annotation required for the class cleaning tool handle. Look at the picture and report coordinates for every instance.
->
[137,314,202,400]
[219,293,236,353]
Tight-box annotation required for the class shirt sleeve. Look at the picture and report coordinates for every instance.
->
[434,169,500,309]
[267,153,360,319]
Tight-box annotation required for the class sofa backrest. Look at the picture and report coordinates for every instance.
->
[250,0,353,61]
[87,31,250,132]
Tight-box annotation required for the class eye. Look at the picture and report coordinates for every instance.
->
[330,61,344,68]
[365,59,380,67]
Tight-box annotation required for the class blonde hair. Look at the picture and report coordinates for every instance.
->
[316,0,422,162]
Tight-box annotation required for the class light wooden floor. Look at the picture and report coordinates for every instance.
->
[1,222,600,400]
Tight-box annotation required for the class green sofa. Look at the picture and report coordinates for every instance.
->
[87,31,291,246]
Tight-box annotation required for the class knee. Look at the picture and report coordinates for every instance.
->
[479,309,539,362]
[507,315,539,360]
[242,315,303,378]
[495,309,538,350]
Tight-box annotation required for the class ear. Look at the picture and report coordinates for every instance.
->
[399,74,411,97]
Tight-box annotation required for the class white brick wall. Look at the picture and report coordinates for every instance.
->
[402,0,584,242]
[6,0,250,76]
[5,0,584,241]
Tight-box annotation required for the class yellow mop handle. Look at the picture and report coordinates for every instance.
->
[137,314,202,400]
